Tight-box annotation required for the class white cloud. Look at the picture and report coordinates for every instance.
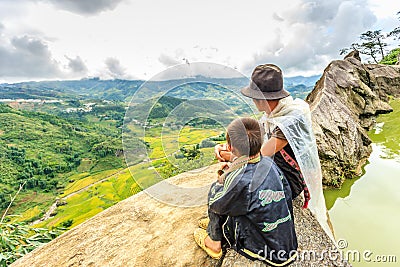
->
[66,56,88,74]
[243,0,378,76]
[152,62,244,81]
[368,0,400,19]
[0,32,93,81]
[0,0,126,16]
[272,13,284,22]
[0,35,62,78]
[158,54,180,67]
[0,0,399,82]
[44,0,126,15]
[103,57,133,79]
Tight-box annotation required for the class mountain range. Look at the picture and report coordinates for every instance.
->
[0,75,320,102]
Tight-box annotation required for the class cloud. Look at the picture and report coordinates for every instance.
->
[243,0,377,76]
[272,13,284,22]
[104,57,130,79]
[0,22,4,32]
[153,62,243,81]
[0,32,133,81]
[44,0,125,15]
[283,0,343,25]
[66,55,88,74]
[0,0,126,16]
[0,35,62,78]
[158,46,222,69]
[0,34,89,80]
[158,54,180,67]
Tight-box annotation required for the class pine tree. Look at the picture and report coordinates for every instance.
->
[340,30,388,63]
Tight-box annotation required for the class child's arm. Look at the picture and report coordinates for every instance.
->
[261,137,288,157]
[208,170,249,216]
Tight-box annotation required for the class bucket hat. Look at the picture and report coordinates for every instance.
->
[241,64,290,100]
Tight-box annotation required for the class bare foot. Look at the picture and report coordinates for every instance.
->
[204,236,221,253]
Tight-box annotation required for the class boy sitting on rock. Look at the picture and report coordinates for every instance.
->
[194,117,298,266]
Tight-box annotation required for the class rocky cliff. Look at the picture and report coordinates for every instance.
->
[11,164,349,267]
[306,52,400,186]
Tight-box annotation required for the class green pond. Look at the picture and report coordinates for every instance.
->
[324,99,400,266]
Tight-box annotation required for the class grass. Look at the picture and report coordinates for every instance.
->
[61,168,122,197]
[8,191,56,219]
[34,165,148,229]
[76,158,94,172]
[178,126,220,145]
[11,206,42,223]
[89,155,125,172]
[127,162,161,189]
[144,126,221,159]
[35,190,107,228]
[9,162,148,229]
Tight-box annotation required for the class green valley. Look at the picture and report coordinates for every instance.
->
[0,104,128,216]
[0,76,316,265]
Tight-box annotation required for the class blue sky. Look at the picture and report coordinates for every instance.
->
[0,0,399,83]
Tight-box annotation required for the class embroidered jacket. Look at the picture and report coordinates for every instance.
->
[209,155,298,266]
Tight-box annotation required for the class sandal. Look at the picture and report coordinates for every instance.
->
[198,217,210,230]
[193,228,222,259]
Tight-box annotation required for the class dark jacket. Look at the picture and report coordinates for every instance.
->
[208,156,298,266]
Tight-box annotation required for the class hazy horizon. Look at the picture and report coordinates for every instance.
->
[0,0,399,84]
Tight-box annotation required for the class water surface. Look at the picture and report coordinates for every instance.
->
[324,99,400,266]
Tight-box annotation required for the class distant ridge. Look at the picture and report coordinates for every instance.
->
[0,75,320,102]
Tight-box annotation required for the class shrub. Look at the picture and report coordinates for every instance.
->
[60,219,73,228]
[199,139,217,148]
[380,48,400,65]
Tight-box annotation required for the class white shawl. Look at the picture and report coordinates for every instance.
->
[260,96,333,240]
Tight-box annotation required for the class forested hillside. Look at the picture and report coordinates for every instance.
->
[0,104,138,214]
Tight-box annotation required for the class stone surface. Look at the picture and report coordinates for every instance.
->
[344,50,361,61]
[306,59,400,186]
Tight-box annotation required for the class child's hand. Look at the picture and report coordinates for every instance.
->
[220,162,229,170]
[214,144,227,162]
[217,163,230,184]
[215,144,233,162]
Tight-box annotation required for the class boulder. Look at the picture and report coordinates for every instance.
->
[306,58,400,186]
[344,50,361,61]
